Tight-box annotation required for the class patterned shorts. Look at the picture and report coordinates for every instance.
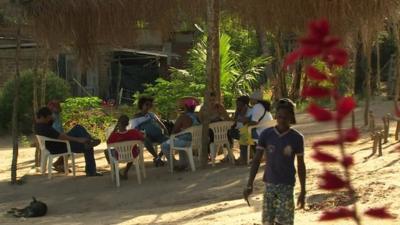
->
[262,183,294,225]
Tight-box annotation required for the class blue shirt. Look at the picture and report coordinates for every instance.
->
[258,127,304,186]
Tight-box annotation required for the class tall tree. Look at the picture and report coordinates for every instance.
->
[201,0,220,167]
[364,46,372,126]
[33,46,40,168]
[11,0,22,184]
[255,25,273,83]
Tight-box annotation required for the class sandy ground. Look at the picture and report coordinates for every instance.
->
[0,98,399,225]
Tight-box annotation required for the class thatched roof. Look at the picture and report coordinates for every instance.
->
[16,0,400,63]
[21,0,205,64]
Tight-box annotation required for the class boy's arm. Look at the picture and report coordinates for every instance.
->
[246,147,264,187]
[296,154,306,209]
[243,146,264,201]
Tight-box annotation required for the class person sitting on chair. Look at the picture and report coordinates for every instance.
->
[130,96,169,167]
[236,88,273,165]
[106,115,144,180]
[161,99,200,171]
[198,92,230,160]
[35,107,102,176]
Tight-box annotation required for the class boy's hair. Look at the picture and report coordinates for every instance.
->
[114,115,129,132]
[236,96,250,106]
[138,96,154,109]
[276,98,296,124]
[36,107,52,119]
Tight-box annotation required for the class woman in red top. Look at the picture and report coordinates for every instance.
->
[107,115,144,180]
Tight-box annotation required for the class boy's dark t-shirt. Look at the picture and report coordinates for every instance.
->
[35,123,67,154]
[258,127,304,186]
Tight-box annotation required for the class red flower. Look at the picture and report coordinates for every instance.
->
[337,97,356,121]
[323,48,348,66]
[322,36,341,49]
[305,66,328,81]
[283,50,301,68]
[308,19,330,40]
[395,102,400,117]
[301,86,331,98]
[312,150,338,163]
[341,156,354,168]
[300,46,322,58]
[308,103,333,121]
[364,207,396,219]
[313,139,340,148]
[319,207,354,221]
[319,170,347,190]
[344,128,359,142]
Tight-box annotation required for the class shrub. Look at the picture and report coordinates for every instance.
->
[61,97,115,141]
[0,70,71,133]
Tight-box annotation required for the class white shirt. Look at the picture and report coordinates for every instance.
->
[250,103,273,135]
[128,112,156,129]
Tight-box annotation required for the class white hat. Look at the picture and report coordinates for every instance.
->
[249,89,264,101]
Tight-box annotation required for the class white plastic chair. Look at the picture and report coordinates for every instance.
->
[169,125,202,173]
[105,125,115,140]
[247,120,276,164]
[36,135,76,179]
[209,121,235,166]
[107,140,145,187]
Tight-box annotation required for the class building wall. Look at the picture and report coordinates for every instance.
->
[0,48,41,88]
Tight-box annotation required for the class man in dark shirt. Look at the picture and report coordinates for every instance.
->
[35,107,102,176]
[244,99,306,225]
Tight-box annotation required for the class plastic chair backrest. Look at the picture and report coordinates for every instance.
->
[105,125,115,140]
[36,135,46,151]
[190,125,203,150]
[107,140,143,162]
[209,121,234,145]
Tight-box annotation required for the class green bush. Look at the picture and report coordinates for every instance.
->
[137,69,205,119]
[61,97,115,141]
[0,70,71,133]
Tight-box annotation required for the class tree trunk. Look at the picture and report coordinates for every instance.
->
[290,61,302,101]
[354,33,365,96]
[201,0,220,167]
[274,34,288,99]
[255,25,273,84]
[116,60,122,104]
[376,35,381,94]
[364,47,372,126]
[352,47,357,129]
[33,47,40,168]
[11,5,22,184]
[393,24,400,113]
[40,51,49,106]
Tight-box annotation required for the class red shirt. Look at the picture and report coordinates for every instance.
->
[107,129,144,158]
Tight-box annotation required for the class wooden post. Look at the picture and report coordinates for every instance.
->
[40,50,49,106]
[11,1,22,184]
[33,46,40,168]
[364,46,372,126]
[376,35,381,94]
[201,0,220,167]
[116,60,122,105]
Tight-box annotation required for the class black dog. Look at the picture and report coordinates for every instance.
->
[8,197,47,218]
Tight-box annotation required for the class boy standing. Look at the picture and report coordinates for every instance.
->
[244,99,306,225]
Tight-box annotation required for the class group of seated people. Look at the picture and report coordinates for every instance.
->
[34,89,277,178]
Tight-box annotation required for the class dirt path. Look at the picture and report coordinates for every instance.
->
[0,98,399,225]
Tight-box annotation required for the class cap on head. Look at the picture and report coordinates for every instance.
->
[249,89,264,101]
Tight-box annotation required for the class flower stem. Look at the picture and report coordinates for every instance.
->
[337,119,362,225]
